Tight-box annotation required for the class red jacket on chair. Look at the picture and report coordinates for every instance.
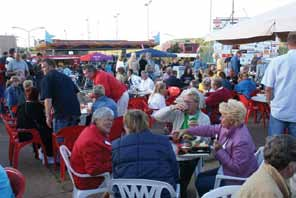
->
[70,124,112,190]
[205,87,233,123]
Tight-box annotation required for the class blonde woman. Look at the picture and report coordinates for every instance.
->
[112,110,179,197]
[148,82,167,112]
[174,99,258,196]
[127,52,139,75]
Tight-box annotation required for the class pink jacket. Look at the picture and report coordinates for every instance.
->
[188,124,258,178]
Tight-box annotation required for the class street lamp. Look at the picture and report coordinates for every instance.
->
[209,0,213,32]
[144,0,152,40]
[85,18,91,40]
[12,26,45,51]
[113,13,120,40]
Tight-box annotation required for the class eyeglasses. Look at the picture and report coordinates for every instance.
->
[184,100,197,105]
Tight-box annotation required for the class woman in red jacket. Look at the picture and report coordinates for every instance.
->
[70,107,114,190]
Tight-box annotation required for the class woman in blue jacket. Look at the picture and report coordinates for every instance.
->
[112,110,179,197]
[0,165,15,198]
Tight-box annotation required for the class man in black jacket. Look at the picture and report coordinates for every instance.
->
[165,70,186,88]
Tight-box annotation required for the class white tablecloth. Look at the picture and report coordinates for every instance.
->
[251,94,267,103]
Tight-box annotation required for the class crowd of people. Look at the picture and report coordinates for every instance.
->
[1,32,296,198]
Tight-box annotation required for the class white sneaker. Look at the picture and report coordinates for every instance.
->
[38,148,44,161]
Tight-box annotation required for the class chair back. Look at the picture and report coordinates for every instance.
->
[59,145,76,184]
[110,179,177,198]
[55,125,86,149]
[2,118,17,139]
[109,116,124,141]
[59,145,111,193]
[201,185,241,198]
[255,146,264,166]
[5,167,26,198]
[238,94,250,109]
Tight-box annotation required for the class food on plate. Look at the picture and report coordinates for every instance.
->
[182,133,194,140]
[199,142,209,147]
[181,141,192,148]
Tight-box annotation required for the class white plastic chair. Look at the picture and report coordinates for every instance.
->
[214,146,264,189]
[59,145,111,198]
[201,185,241,198]
[109,179,180,198]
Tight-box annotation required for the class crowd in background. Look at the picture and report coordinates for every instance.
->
[1,32,296,198]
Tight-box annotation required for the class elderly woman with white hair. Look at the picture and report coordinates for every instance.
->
[70,107,113,190]
[173,99,258,196]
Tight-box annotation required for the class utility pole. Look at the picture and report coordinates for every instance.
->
[231,0,235,25]
[209,0,213,32]
[144,0,152,40]
[114,13,120,40]
[86,18,90,40]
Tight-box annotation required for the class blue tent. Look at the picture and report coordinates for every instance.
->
[126,48,177,58]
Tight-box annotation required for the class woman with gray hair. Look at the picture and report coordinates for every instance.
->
[237,135,296,198]
[173,99,258,196]
[70,107,114,190]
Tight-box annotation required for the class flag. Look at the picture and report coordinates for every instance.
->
[45,31,55,43]
[153,32,160,44]
[141,43,145,49]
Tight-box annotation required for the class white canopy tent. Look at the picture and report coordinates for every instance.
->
[206,2,296,44]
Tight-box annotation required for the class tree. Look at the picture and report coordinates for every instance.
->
[167,43,182,53]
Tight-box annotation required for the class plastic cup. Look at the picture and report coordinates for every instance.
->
[87,102,93,110]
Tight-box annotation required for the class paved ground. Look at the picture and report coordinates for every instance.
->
[0,117,267,198]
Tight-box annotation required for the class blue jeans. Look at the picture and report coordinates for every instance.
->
[53,116,80,142]
[195,168,219,197]
[269,115,296,136]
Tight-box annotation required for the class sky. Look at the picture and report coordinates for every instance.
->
[1,0,295,47]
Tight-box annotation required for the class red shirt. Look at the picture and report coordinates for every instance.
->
[92,70,127,102]
[70,124,112,190]
[205,87,233,123]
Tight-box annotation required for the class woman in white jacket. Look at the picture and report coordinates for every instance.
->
[148,82,167,113]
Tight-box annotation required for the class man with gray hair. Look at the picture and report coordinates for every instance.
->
[205,77,233,124]
[92,85,118,118]
[237,135,296,198]
[153,90,210,198]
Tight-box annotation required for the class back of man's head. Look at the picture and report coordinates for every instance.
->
[264,135,296,171]
[212,77,223,88]
[9,48,15,55]
[172,70,178,76]
[287,32,296,48]
[93,85,105,97]
[43,59,56,68]
[83,64,97,72]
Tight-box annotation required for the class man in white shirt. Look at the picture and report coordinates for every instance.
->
[261,32,296,136]
[138,71,154,93]
[127,69,141,89]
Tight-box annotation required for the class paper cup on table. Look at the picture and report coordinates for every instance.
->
[81,108,88,114]
[87,102,93,110]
